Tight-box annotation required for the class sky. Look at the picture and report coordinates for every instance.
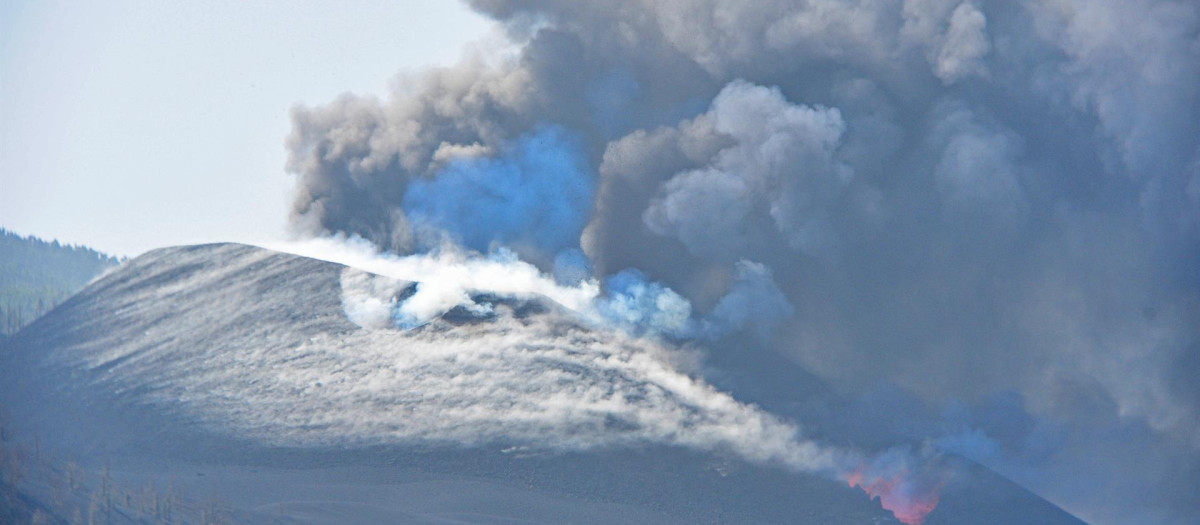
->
[0,0,492,257]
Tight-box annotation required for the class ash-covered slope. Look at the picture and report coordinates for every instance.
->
[0,243,1085,525]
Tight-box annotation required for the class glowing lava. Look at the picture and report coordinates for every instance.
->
[846,468,942,525]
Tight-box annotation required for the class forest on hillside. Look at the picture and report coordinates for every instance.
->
[0,228,121,335]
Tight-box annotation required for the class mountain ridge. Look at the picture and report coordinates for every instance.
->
[0,242,1087,524]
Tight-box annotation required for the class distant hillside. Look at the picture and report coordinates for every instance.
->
[0,228,121,335]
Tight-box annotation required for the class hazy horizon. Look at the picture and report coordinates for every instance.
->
[1,0,493,257]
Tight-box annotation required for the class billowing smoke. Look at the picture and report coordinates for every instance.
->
[639,81,856,260]
[285,1,1200,523]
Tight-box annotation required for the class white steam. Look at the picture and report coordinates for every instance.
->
[273,236,601,324]
[270,235,790,340]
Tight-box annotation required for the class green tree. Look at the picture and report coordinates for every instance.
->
[0,228,121,335]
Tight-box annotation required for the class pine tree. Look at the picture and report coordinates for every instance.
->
[0,229,119,334]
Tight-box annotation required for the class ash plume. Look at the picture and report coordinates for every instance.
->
[286,1,1200,523]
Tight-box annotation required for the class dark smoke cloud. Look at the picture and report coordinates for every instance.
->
[286,1,1200,523]
[638,81,859,261]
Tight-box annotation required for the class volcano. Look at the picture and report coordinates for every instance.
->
[0,243,1086,524]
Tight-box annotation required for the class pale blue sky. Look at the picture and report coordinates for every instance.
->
[1,0,492,256]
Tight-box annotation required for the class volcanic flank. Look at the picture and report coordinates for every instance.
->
[0,243,1086,524]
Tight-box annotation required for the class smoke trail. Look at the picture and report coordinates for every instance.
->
[270,237,946,524]
[273,236,790,341]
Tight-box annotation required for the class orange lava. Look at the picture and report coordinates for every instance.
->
[846,469,942,525]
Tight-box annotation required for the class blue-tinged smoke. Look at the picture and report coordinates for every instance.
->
[596,261,794,340]
[698,260,794,339]
[596,268,694,337]
[402,125,594,256]
[553,248,593,285]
